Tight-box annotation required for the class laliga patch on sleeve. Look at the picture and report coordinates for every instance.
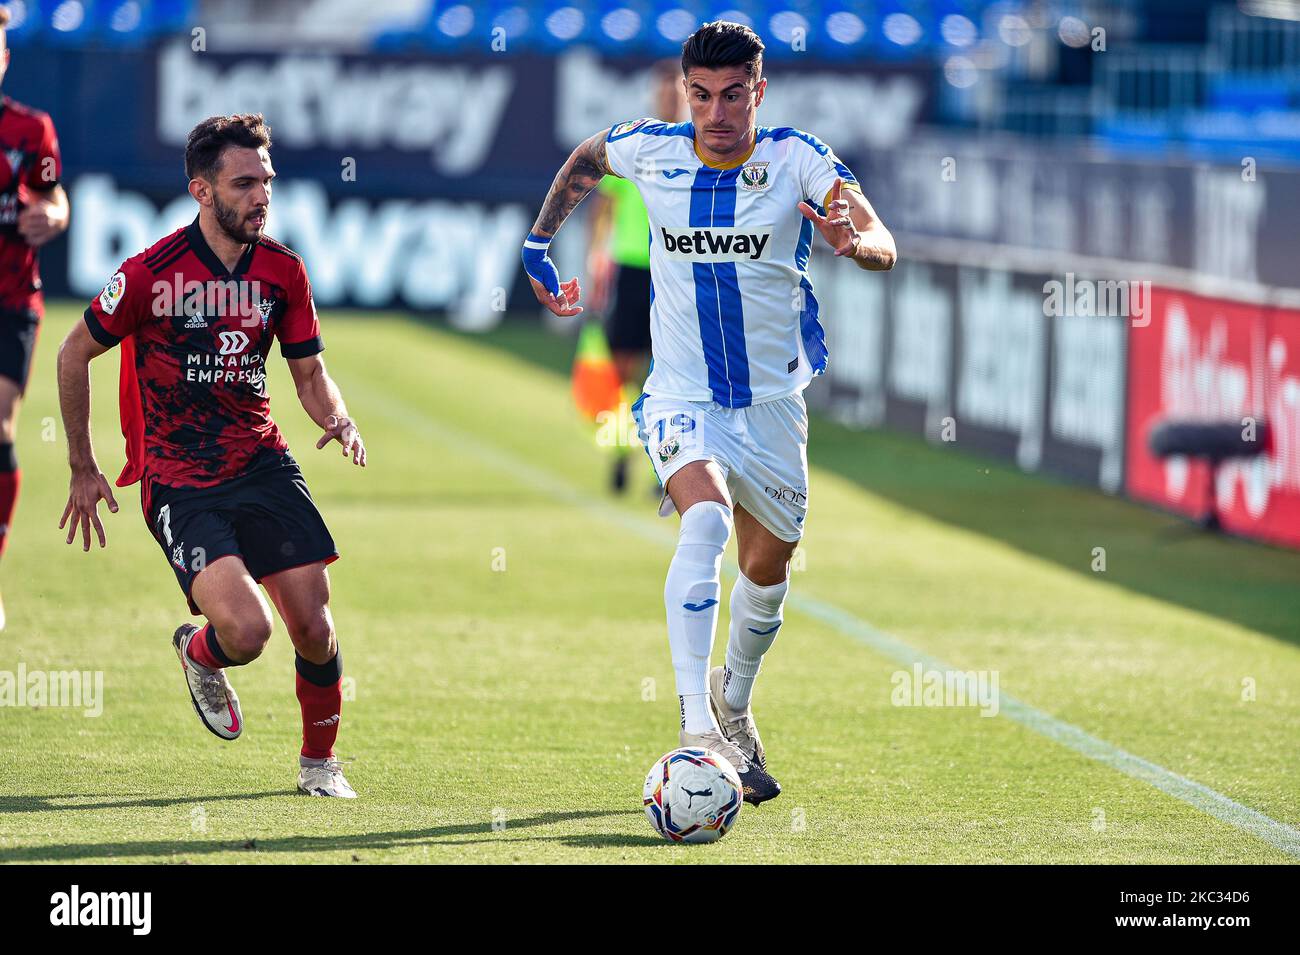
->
[609,118,649,140]
[99,271,126,315]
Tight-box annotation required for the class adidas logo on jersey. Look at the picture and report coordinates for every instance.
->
[660,227,772,262]
[184,315,208,329]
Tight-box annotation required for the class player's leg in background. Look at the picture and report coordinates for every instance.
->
[609,348,648,491]
[725,505,797,712]
[261,562,343,762]
[188,555,276,667]
[663,459,733,735]
[0,374,22,630]
[605,263,653,493]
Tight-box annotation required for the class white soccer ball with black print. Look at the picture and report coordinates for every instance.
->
[642,747,743,843]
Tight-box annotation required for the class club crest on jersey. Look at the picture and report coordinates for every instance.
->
[740,161,770,191]
[253,296,275,330]
[4,148,24,176]
[99,271,126,315]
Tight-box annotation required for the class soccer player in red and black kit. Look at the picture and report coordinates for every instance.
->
[56,114,366,798]
[0,8,71,630]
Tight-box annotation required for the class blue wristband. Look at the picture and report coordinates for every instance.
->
[521,232,561,297]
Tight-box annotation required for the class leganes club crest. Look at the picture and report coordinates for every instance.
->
[740,161,770,191]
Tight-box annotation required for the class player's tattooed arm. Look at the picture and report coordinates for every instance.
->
[55,321,119,550]
[522,128,613,316]
[288,355,366,467]
[531,129,614,238]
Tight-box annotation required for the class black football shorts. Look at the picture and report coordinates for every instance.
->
[143,452,338,615]
[0,308,41,392]
[606,265,653,353]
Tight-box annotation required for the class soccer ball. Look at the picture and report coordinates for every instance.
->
[642,747,744,843]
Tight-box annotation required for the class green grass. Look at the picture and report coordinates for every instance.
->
[1,304,1297,864]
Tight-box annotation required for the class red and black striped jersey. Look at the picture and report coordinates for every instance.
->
[84,217,324,489]
[0,96,62,315]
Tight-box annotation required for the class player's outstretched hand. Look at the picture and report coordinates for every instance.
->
[521,232,583,317]
[528,273,584,318]
[59,469,119,551]
[316,414,367,467]
[797,178,861,258]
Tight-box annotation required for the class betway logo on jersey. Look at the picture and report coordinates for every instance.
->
[660,227,773,262]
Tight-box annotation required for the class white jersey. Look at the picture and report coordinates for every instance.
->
[604,118,857,408]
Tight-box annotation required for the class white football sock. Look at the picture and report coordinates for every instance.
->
[724,572,788,711]
[664,500,732,734]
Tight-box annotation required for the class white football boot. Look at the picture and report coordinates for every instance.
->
[706,665,782,804]
[708,665,769,770]
[681,722,781,806]
[172,623,242,740]
[297,757,358,798]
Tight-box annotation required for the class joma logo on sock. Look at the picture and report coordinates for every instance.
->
[50,885,151,935]
[660,227,772,262]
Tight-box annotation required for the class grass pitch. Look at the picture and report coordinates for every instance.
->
[1,304,1298,864]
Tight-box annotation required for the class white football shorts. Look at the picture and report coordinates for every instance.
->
[632,391,809,543]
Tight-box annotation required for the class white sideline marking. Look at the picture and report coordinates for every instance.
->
[360,383,1300,860]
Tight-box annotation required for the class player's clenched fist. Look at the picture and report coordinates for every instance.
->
[59,468,119,551]
[316,414,367,466]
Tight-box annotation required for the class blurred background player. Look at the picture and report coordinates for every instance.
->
[0,6,69,630]
[522,22,896,805]
[584,60,686,494]
[55,114,367,798]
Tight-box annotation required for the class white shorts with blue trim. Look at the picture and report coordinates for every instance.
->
[633,391,809,543]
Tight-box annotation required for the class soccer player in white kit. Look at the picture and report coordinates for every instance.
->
[522,21,896,804]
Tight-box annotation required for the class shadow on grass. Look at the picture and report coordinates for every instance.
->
[0,792,287,814]
[0,808,656,862]
[458,316,1300,646]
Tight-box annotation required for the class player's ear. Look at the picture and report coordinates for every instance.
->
[754,76,766,109]
[187,178,210,207]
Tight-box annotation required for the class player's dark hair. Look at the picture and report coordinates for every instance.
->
[681,21,764,78]
[0,7,10,29]
[184,113,273,181]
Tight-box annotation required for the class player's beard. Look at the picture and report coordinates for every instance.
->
[213,194,263,245]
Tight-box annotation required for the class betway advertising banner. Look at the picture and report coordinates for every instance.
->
[807,258,1129,493]
[1125,288,1300,549]
[8,42,932,311]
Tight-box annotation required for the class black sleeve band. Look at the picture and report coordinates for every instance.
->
[83,306,122,348]
[281,336,324,359]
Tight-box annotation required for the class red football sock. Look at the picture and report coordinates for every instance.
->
[186,623,235,669]
[296,650,343,760]
[0,467,20,560]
